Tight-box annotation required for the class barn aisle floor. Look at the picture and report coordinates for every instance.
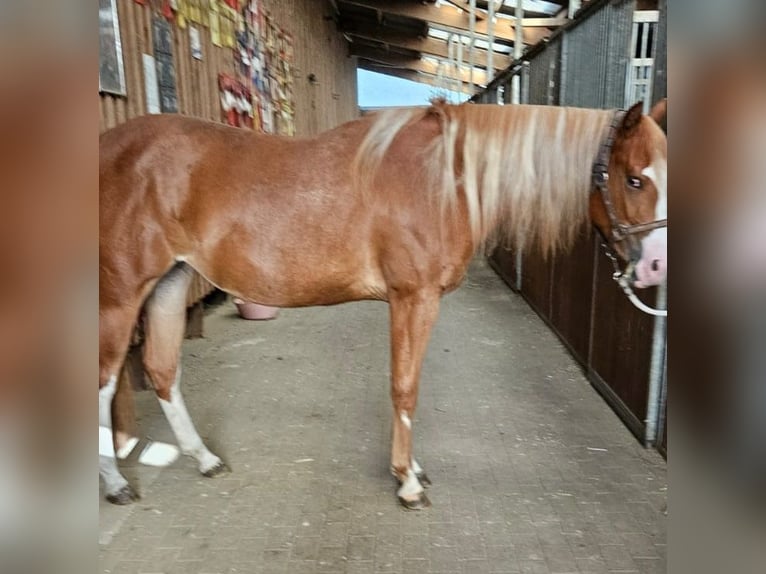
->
[99,259,666,574]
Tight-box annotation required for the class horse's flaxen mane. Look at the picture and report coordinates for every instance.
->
[354,101,614,254]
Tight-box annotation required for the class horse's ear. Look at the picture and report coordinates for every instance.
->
[649,98,667,124]
[620,101,644,134]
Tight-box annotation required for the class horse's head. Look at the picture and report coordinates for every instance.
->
[590,100,668,288]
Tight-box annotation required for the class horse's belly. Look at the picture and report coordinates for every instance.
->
[191,249,387,307]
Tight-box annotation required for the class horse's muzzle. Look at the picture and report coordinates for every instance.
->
[632,228,667,288]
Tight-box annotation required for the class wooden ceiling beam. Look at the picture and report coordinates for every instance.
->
[352,44,488,86]
[357,60,476,95]
[342,23,511,71]
[338,0,549,46]
[517,16,568,27]
[474,0,565,19]
[441,1,568,26]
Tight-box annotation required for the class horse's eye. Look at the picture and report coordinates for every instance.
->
[626,176,643,190]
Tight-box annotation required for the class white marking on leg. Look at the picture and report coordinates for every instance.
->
[99,375,117,427]
[400,411,411,430]
[158,369,222,473]
[411,458,423,475]
[99,426,116,458]
[115,436,139,459]
[99,375,129,495]
[396,468,423,500]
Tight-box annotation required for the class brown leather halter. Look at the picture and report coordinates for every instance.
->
[592,110,668,317]
[592,110,668,253]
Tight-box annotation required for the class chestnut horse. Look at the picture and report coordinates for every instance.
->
[99,100,667,508]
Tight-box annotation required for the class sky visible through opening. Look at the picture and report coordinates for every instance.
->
[357,69,469,108]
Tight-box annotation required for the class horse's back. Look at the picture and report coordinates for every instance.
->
[99,115,241,194]
[98,111,470,306]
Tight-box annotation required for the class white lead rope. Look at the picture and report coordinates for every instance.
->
[614,262,668,317]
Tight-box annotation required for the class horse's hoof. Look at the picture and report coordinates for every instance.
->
[106,484,139,505]
[398,492,431,511]
[201,460,230,478]
[416,472,432,488]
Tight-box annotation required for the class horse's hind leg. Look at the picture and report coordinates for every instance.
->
[389,289,440,510]
[143,264,229,477]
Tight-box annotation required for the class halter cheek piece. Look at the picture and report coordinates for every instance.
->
[591,109,668,317]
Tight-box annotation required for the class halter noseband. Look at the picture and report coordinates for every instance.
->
[591,109,668,317]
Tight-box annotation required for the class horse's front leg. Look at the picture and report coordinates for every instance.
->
[389,289,440,510]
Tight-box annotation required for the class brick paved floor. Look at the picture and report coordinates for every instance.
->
[99,259,667,574]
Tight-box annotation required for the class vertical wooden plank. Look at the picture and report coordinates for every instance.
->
[132,0,146,116]
[197,26,209,120]
[143,2,155,115]
[103,94,116,130]
[200,25,210,120]
[207,29,215,121]
[186,26,197,117]
[143,1,153,59]
[174,23,188,115]
[182,27,195,117]
[549,228,597,366]
[119,0,138,120]
[115,97,127,125]
[207,26,216,120]
[99,96,106,133]
[210,26,219,121]
[212,31,223,122]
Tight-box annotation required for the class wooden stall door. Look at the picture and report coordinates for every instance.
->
[589,248,657,436]
[549,228,598,366]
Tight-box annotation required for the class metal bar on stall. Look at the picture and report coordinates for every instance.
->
[630,19,639,104]
[513,2,524,284]
[511,1,523,104]
[547,49,557,104]
[640,20,650,64]
[559,31,568,104]
[569,0,581,19]
[456,33,464,100]
[446,32,454,99]
[644,282,667,445]
[521,61,530,104]
[468,0,476,91]
[486,0,497,85]
[643,15,660,112]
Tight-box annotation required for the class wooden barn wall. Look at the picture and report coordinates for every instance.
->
[99,0,358,135]
[263,0,358,136]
